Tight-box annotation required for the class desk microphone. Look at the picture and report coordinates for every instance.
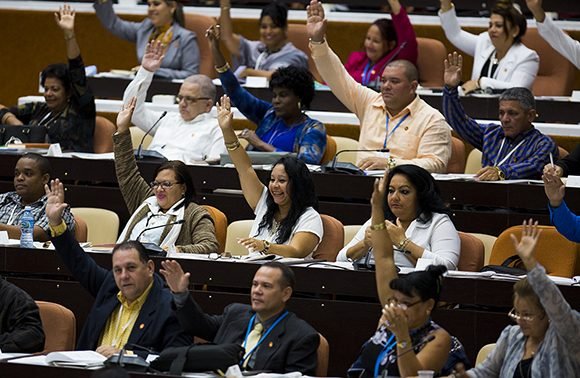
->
[321,148,389,175]
[106,343,153,371]
[136,111,167,160]
[134,219,185,256]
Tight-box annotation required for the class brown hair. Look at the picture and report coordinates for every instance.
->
[513,278,544,312]
[492,0,526,43]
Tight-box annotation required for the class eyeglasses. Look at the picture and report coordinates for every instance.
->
[149,181,182,190]
[175,95,211,105]
[508,308,541,322]
[386,297,422,310]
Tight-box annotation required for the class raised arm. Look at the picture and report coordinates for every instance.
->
[55,5,80,59]
[93,0,140,42]
[438,1,478,56]
[218,0,242,56]
[216,95,264,210]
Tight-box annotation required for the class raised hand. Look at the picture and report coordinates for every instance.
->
[306,0,327,42]
[142,41,165,73]
[116,97,136,133]
[54,4,75,34]
[205,24,221,46]
[371,170,388,211]
[440,0,453,12]
[510,219,541,270]
[160,260,190,293]
[444,52,463,88]
[526,0,546,22]
[216,94,233,130]
[44,179,68,227]
[386,0,402,15]
[542,169,565,207]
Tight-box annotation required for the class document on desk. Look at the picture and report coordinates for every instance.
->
[431,173,476,181]
[60,152,115,160]
[45,350,106,368]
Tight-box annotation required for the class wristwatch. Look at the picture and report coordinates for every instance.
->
[387,156,397,170]
[494,166,506,180]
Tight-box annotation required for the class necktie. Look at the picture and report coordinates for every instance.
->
[242,322,264,368]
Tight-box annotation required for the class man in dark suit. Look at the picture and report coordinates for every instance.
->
[44,179,190,357]
[160,259,320,374]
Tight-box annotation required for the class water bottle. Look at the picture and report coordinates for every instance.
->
[20,206,35,249]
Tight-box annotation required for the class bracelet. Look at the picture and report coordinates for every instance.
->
[370,222,386,231]
[397,339,411,349]
[64,34,76,41]
[308,37,325,45]
[221,6,230,11]
[215,62,230,74]
[398,238,410,251]
[260,240,270,255]
[225,140,240,151]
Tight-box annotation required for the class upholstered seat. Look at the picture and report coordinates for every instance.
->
[36,301,76,353]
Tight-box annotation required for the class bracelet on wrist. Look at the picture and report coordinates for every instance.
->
[260,240,271,255]
[225,140,240,151]
[215,62,230,74]
[308,37,325,45]
[370,222,386,231]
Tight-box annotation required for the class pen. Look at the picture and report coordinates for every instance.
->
[550,152,554,167]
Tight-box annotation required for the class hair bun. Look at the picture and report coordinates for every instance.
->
[426,264,448,277]
[494,0,514,9]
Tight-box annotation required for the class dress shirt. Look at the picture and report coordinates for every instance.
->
[443,86,557,179]
[123,68,226,164]
[536,15,580,69]
[310,40,451,172]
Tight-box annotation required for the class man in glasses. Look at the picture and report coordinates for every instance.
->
[122,41,226,164]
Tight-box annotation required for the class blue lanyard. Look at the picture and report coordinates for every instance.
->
[361,61,374,86]
[384,113,410,149]
[374,333,397,377]
[240,310,289,366]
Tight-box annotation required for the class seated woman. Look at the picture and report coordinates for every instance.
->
[345,0,418,89]
[113,97,219,254]
[542,168,580,242]
[450,220,580,377]
[207,25,327,165]
[216,94,323,258]
[0,6,95,152]
[438,0,539,94]
[218,0,308,79]
[348,172,468,377]
[337,165,460,270]
[93,0,199,79]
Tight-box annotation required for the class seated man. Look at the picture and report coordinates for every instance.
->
[443,52,557,180]
[0,279,45,352]
[306,1,451,172]
[0,153,74,242]
[123,41,226,164]
[160,260,319,374]
[44,179,190,357]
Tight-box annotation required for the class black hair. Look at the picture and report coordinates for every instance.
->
[155,160,196,209]
[112,240,150,264]
[257,156,318,244]
[166,0,185,27]
[19,153,51,176]
[269,66,315,109]
[40,63,71,95]
[384,164,450,224]
[262,261,296,290]
[492,0,526,43]
[370,18,397,50]
[260,2,288,28]
[390,265,447,303]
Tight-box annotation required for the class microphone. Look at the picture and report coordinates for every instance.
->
[105,343,152,372]
[134,219,185,257]
[321,148,389,175]
[136,111,167,160]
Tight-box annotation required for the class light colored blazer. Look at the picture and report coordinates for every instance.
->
[94,0,199,79]
[439,7,539,90]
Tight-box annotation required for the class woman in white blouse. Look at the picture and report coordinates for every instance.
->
[438,0,539,94]
[337,165,460,270]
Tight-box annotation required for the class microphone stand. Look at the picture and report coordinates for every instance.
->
[135,219,185,257]
[321,148,389,175]
[136,111,167,160]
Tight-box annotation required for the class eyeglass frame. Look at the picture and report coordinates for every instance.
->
[149,180,183,190]
[386,296,423,310]
[508,308,543,322]
[175,95,212,105]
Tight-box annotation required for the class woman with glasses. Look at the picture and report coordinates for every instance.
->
[112,97,219,254]
[337,165,460,270]
[215,95,323,258]
[93,0,199,79]
[448,220,580,378]
[207,25,327,165]
[348,172,468,377]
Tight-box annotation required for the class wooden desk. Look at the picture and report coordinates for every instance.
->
[87,77,580,124]
[1,246,579,376]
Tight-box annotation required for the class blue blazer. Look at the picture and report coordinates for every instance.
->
[94,0,199,79]
[52,230,191,354]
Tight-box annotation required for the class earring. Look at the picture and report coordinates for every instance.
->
[297,101,302,110]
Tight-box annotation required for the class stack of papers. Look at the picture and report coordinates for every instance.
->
[9,350,106,368]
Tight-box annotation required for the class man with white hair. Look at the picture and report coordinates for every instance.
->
[123,41,226,164]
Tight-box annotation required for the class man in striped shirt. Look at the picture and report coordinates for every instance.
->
[442,52,557,181]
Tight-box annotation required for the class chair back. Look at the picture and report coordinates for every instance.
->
[203,205,228,253]
[313,214,344,262]
[129,126,153,149]
[71,207,120,245]
[287,23,323,82]
[457,231,485,272]
[469,233,498,266]
[334,136,359,164]
[74,216,88,243]
[316,333,330,377]
[522,29,575,96]
[465,148,482,174]
[225,219,254,255]
[320,135,337,165]
[416,38,446,87]
[343,225,362,247]
[36,301,76,353]
[490,225,577,277]
[447,136,466,173]
[476,343,496,365]
[94,116,116,153]
[183,13,217,78]
[558,146,569,160]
